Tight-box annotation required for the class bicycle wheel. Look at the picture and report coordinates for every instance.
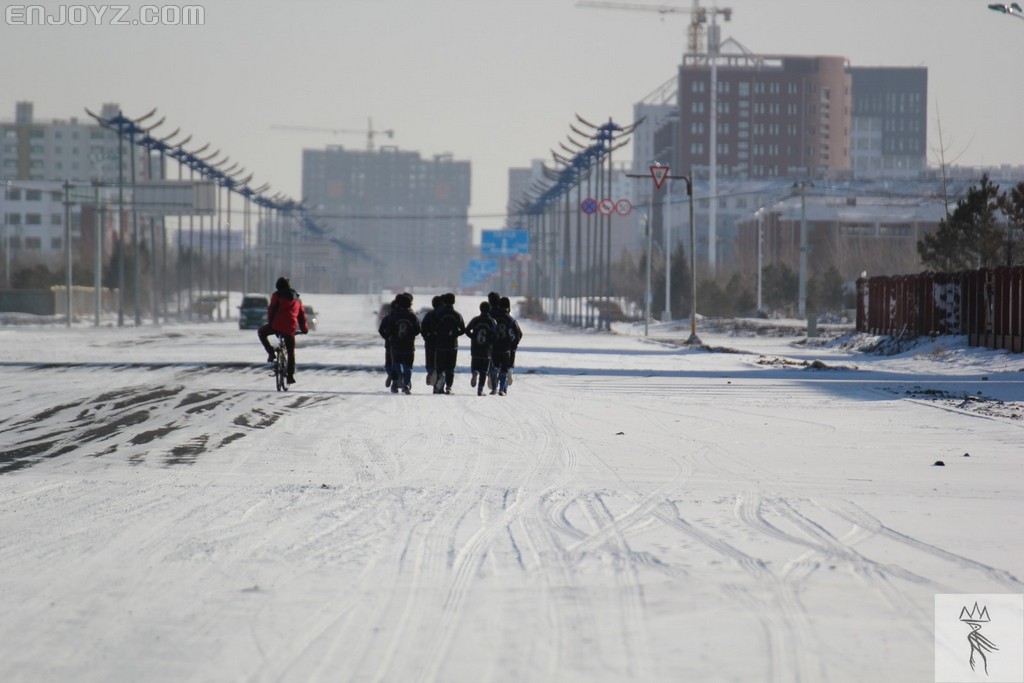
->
[275,346,288,392]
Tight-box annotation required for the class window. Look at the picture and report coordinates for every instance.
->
[26,190,42,201]
[26,213,42,225]
[51,237,62,250]
[51,214,62,225]
[25,237,42,250]
[7,189,21,200]
[880,224,911,237]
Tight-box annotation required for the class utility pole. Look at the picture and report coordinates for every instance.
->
[64,180,72,327]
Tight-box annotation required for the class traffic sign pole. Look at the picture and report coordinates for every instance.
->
[626,168,700,344]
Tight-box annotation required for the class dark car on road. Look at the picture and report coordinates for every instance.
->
[238,294,269,330]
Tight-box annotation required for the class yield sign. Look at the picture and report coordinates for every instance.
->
[650,164,670,190]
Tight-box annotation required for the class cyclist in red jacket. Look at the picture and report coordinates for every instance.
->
[258,277,308,384]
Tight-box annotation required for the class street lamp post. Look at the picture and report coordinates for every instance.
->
[793,180,813,320]
[755,207,765,313]
[989,3,1024,20]
[641,207,651,336]
[3,181,10,288]
[64,181,74,327]
[664,179,672,322]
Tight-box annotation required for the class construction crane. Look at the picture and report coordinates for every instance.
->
[576,0,731,55]
[270,117,394,151]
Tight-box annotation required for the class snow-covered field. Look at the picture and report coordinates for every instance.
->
[1,293,1022,682]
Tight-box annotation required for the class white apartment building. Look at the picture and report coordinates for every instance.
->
[0,101,152,184]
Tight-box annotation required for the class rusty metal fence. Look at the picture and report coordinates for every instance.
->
[856,267,1024,352]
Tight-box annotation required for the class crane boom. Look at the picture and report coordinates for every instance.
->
[576,0,730,55]
[270,117,394,151]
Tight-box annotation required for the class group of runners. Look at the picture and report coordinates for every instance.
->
[378,291,523,396]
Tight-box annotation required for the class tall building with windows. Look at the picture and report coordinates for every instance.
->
[302,145,472,292]
[675,53,853,179]
[1,102,154,276]
[0,101,150,183]
[850,67,928,178]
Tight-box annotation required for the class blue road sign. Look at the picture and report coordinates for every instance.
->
[460,257,499,288]
[468,258,498,276]
[481,229,529,257]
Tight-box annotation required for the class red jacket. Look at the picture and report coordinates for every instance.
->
[268,289,308,335]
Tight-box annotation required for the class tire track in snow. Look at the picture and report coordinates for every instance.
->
[416,383,588,682]
[824,498,1024,590]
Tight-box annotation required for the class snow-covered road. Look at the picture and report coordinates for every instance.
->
[1,294,1022,682]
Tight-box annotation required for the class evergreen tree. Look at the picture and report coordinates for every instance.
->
[996,180,1024,267]
[808,266,845,313]
[761,263,799,313]
[918,174,1003,271]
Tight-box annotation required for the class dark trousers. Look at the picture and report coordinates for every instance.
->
[259,325,296,376]
[491,349,512,391]
[470,355,491,375]
[424,341,436,373]
[392,349,414,388]
[434,347,458,386]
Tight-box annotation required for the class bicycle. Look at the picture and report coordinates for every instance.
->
[272,334,289,392]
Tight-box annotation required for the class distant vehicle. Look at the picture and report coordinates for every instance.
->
[238,294,269,330]
[304,305,317,332]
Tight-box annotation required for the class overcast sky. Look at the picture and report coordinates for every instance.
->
[2,0,1023,232]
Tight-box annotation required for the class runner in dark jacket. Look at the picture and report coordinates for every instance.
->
[420,295,442,387]
[378,297,400,387]
[502,296,524,386]
[258,277,308,384]
[431,292,465,394]
[379,292,420,393]
[465,301,497,396]
[490,299,521,396]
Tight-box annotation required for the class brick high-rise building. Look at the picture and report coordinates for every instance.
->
[675,53,852,179]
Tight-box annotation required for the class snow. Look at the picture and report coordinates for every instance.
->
[1,293,1022,682]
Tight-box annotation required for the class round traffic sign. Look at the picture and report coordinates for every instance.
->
[615,199,633,216]
[581,197,598,214]
[598,198,614,216]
